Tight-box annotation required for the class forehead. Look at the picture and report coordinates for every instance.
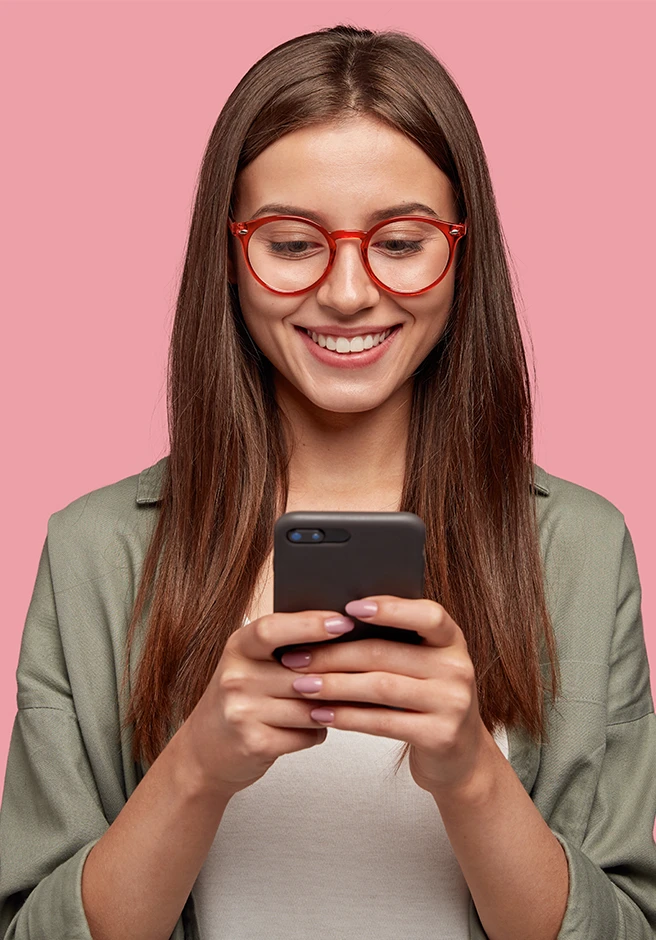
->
[233,115,457,225]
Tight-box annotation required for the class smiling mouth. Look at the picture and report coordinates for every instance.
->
[296,324,402,354]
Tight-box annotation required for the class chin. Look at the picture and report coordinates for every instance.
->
[304,389,392,414]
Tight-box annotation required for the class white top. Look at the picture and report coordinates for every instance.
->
[192,618,509,939]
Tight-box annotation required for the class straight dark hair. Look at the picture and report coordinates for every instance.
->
[119,24,561,774]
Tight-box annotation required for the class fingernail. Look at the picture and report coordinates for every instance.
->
[311,707,335,723]
[293,676,323,693]
[344,600,378,618]
[281,650,312,667]
[324,616,355,634]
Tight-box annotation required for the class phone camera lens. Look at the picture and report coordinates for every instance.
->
[286,528,325,543]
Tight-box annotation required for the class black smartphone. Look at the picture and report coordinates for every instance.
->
[272,510,426,666]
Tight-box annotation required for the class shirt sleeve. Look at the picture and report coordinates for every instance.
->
[0,536,107,939]
[550,522,656,938]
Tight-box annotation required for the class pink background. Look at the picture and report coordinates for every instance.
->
[1,0,654,822]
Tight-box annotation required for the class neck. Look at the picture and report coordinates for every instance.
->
[277,377,412,509]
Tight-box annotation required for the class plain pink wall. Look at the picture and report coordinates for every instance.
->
[2,0,654,815]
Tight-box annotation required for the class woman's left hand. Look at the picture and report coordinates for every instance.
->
[281,595,493,798]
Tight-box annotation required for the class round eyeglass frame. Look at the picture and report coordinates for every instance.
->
[227,214,468,297]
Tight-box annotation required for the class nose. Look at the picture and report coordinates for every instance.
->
[314,236,381,313]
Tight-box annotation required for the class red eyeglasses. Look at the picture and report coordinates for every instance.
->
[228,214,468,297]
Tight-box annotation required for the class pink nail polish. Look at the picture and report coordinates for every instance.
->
[293,676,323,693]
[281,650,312,667]
[344,599,378,618]
[310,707,335,723]
[324,616,355,634]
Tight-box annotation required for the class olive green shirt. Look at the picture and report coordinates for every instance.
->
[1,458,655,938]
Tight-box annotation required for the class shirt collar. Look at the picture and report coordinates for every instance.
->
[136,456,551,505]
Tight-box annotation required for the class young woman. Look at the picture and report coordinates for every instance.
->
[1,24,654,940]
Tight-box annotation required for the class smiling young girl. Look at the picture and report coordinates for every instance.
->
[1,24,655,940]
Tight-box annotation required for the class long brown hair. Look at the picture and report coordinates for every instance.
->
[120,24,561,774]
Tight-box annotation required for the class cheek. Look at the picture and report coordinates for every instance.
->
[236,287,303,354]
[234,259,277,322]
[402,282,455,341]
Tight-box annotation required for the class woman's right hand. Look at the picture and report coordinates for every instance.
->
[179,610,355,800]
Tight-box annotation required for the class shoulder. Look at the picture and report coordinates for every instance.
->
[45,456,167,591]
[533,462,627,559]
[533,462,629,628]
[532,464,637,668]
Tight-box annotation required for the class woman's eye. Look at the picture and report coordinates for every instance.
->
[374,239,425,254]
[267,240,319,255]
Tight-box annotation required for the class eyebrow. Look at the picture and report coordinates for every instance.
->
[249,202,445,225]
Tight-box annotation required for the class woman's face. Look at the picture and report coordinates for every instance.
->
[229,114,460,415]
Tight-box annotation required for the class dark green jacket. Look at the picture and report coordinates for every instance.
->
[1,458,655,938]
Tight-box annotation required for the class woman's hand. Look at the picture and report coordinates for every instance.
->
[179,609,357,801]
[280,595,492,798]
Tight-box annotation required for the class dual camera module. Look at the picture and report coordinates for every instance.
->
[287,528,324,542]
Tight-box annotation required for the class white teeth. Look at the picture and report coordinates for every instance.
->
[305,327,394,353]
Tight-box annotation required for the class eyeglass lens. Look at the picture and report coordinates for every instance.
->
[246,219,450,293]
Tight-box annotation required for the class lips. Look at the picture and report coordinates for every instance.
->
[295,322,402,369]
